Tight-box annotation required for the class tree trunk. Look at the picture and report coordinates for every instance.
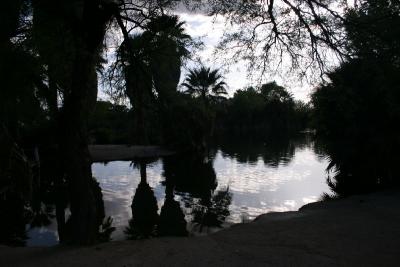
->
[60,56,99,244]
[32,0,118,243]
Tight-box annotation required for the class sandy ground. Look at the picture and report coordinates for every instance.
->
[1,190,400,267]
[89,145,175,162]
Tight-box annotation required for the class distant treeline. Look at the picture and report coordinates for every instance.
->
[215,82,310,138]
[89,81,311,147]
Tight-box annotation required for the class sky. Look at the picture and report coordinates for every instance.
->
[99,8,324,103]
[177,13,320,102]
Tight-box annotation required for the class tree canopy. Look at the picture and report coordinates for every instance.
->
[182,66,228,103]
[312,0,400,196]
[201,0,350,79]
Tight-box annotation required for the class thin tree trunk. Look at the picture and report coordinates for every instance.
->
[60,53,99,244]
[140,162,147,184]
[57,0,112,244]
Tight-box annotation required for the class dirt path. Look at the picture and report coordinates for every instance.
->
[1,191,400,266]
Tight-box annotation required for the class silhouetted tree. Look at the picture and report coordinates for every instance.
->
[89,101,130,144]
[217,82,304,137]
[218,135,303,167]
[113,14,194,145]
[158,181,188,237]
[312,0,400,196]
[261,82,296,134]
[163,153,218,200]
[205,0,349,78]
[148,15,192,103]
[119,33,154,145]
[125,163,159,239]
[31,0,118,244]
[191,188,232,233]
[182,66,228,104]
[28,0,182,244]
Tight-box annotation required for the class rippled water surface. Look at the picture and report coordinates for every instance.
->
[26,135,331,245]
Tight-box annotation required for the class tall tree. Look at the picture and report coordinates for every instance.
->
[32,0,116,244]
[182,66,228,103]
[0,0,49,246]
[312,0,400,196]
[29,0,183,244]
[115,14,193,144]
[148,15,192,103]
[1,0,193,244]
[119,33,154,145]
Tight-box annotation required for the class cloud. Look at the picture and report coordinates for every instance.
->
[98,8,315,102]
[178,12,314,100]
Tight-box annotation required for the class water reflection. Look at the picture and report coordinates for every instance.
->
[0,175,115,246]
[218,134,312,167]
[163,154,217,199]
[190,188,232,233]
[61,178,115,244]
[2,134,331,246]
[163,154,230,234]
[125,162,159,239]
[158,181,187,237]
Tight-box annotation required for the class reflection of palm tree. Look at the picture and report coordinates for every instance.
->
[125,163,159,239]
[192,187,232,233]
[162,153,224,234]
[62,177,115,244]
[163,154,217,198]
[182,66,227,103]
[158,181,187,237]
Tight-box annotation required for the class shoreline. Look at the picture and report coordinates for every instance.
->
[1,190,400,266]
[89,145,175,162]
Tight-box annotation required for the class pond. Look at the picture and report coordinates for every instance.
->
[26,134,331,246]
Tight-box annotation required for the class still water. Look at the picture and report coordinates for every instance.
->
[27,135,331,245]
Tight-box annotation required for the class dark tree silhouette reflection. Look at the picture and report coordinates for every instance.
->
[218,134,311,167]
[124,160,188,239]
[125,162,159,240]
[158,181,188,237]
[191,188,232,233]
[163,153,217,200]
[63,178,115,243]
[163,153,232,234]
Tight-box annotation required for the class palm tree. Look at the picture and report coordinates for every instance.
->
[117,15,192,144]
[181,66,227,103]
[118,33,153,145]
[147,15,192,102]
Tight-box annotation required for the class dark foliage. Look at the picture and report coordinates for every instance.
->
[312,0,400,196]
[216,82,310,138]
[89,101,130,144]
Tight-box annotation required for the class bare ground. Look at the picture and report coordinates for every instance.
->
[1,191,400,267]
